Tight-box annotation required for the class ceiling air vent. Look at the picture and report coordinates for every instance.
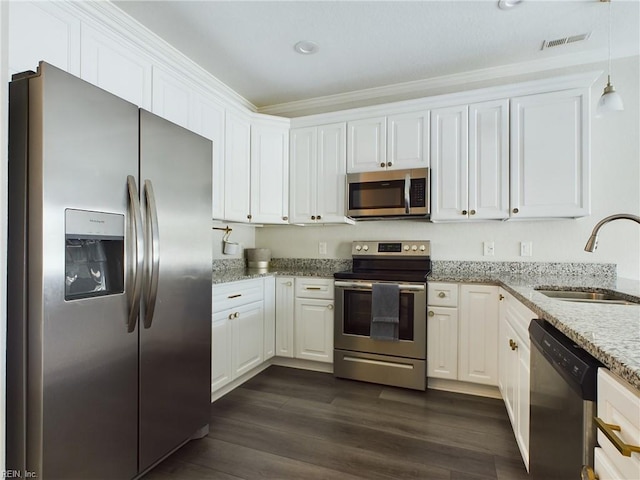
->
[541,32,591,50]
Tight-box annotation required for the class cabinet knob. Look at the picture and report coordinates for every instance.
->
[428,311,435,317]
[317,215,322,220]
[234,312,240,318]
[438,292,446,298]
[380,162,386,168]
[462,210,468,215]
[509,339,518,351]
[387,162,392,167]
[247,214,252,220]
[499,294,505,301]
[512,208,519,214]
[286,281,292,287]
[311,215,316,220]
[282,216,288,221]
[228,313,234,320]
[327,304,334,310]
[470,210,476,215]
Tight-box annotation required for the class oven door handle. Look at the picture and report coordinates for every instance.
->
[334,280,425,292]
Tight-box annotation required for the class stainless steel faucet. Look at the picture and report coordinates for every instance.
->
[584,214,640,252]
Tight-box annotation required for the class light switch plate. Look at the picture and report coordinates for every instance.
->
[483,241,495,256]
[520,241,533,257]
[319,241,327,255]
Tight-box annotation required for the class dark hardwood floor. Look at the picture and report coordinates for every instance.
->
[145,366,530,479]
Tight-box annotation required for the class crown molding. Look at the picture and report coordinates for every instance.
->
[259,51,635,118]
[59,1,257,113]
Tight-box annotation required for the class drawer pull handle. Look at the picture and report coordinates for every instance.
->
[594,417,640,457]
[305,287,322,290]
[227,294,242,299]
[438,292,446,298]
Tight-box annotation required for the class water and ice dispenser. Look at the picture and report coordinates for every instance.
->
[64,209,124,300]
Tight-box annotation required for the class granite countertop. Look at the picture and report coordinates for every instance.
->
[212,260,640,391]
[431,271,640,391]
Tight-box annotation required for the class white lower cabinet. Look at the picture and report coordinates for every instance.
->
[275,277,295,358]
[263,277,276,360]
[294,278,334,363]
[211,278,266,393]
[498,288,534,471]
[593,368,640,480]
[427,283,499,387]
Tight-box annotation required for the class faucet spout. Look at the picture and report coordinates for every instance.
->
[584,214,640,252]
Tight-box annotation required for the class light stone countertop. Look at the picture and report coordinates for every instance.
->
[212,261,640,391]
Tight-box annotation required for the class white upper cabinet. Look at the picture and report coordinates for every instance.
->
[8,2,81,78]
[431,100,508,221]
[347,117,387,173]
[151,66,191,130]
[510,88,590,219]
[224,110,252,222]
[250,116,290,224]
[387,111,430,170]
[80,23,152,110]
[290,122,350,224]
[347,112,428,173]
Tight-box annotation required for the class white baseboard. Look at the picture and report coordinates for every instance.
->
[427,377,502,400]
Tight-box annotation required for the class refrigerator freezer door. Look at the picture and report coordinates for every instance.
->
[8,63,140,478]
[138,110,212,471]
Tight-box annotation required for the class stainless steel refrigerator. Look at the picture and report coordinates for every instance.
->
[6,62,212,479]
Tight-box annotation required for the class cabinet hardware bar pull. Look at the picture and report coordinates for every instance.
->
[227,294,242,299]
[305,287,322,290]
[334,280,425,291]
[594,417,640,457]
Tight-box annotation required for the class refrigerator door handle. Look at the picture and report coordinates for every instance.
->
[127,175,144,333]
[143,179,160,328]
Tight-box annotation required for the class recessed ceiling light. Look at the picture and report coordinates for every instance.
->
[498,0,523,9]
[294,41,319,55]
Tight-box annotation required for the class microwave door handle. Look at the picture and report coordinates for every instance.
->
[404,173,411,214]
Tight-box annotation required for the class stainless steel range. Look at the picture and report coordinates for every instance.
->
[333,241,431,390]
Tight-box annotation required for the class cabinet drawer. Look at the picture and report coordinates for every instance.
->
[295,277,334,299]
[213,278,264,312]
[597,368,640,479]
[428,282,459,307]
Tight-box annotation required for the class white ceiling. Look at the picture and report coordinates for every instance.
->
[114,0,640,113]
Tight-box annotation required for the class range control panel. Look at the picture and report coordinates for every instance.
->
[351,240,431,257]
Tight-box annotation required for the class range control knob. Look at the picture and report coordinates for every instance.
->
[419,245,426,251]
[355,245,362,252]
[411,245,418,251]
[362,245,369,251]
[403,245,410,251]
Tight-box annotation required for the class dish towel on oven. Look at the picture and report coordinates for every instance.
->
[371,283,400,341]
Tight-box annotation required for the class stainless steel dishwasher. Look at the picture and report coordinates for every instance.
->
[529,319,603,480]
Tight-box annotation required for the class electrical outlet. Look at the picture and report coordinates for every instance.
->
[483,241,495,256]
[318,241,327,255]
[520,241,533,257]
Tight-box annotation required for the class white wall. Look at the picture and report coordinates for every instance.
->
[212,221,256,260]
[257,56,640,281]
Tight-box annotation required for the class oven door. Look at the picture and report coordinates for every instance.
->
[334,280,426,359]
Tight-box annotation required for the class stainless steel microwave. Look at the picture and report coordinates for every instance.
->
[347,168,430,219]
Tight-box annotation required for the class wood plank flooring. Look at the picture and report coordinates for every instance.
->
[145,366,530,479]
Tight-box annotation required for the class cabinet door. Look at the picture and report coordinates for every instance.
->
[347,117,387,173]
[289,127,317,223]
[224,110,251,222]
[251,121,289,224]
[516,341,530,467]
[151,66,192,130]
[275,277,295,358]
[430,105,469,221]
[458,285,499,386]
[387,111,429,170]
[294,298,334,363]
[193,95,226,220]
[469,100,509,220]
[317,123,348,223]
[263,278,276,360]
[427,306,458,379]
[8,1,80,78]
[211,311,233,392]
[80,23,152,109]
[231,301,264,377]
[510,88,590,218]
[499,312,518,425]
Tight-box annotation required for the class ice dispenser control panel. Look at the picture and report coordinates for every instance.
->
[65,209,124,301]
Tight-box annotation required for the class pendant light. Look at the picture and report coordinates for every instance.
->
[596,0,624,117]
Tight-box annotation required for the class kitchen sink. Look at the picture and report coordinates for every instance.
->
[535,289,640,305]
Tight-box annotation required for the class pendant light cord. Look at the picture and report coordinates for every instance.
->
[607,0,612,84]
